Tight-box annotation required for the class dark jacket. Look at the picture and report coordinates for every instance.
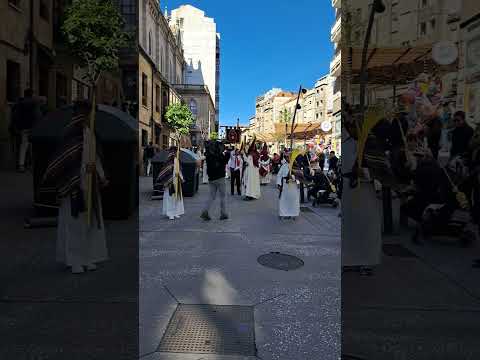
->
[206,150,230,182]
[11,97,42,132]
[451,125,474,158]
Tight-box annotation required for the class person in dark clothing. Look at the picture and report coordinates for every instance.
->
[328,151,339,173]
[143,142,155,176]
[450,111,474,159]
[425,115,443,160]
[228,148,242,196]
[201,141,231,221]
[10,89,42,172]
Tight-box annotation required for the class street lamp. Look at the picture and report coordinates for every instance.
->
[290,86,308,149]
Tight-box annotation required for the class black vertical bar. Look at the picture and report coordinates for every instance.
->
[383,186,393,234]
[300,182,305,203]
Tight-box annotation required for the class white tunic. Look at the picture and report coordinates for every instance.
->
[242,154,261,199]
[341,130,382,267]
[202,156,209,184]
[259,158,272,184]
[162,158,185,218]
[277,163,300,217]
[56,128,108,268]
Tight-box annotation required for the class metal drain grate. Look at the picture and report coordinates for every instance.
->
[257,252,304,271]
[300,207,314,213]
[158,304,256,356]
[382,244,418,258]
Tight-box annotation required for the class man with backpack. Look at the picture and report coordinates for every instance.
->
[200,141,231,221]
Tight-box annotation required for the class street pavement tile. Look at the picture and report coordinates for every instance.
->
[342,254,480,309]
[140,177,341,359]
[343,308,480,360]
[0,302,137,360]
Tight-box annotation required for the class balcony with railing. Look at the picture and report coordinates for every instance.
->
[330,51,341,78]
[331,16,341,44]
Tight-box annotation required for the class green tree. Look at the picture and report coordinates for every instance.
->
[61,0,129,226]
[165,103,195,143]
[62,0,129,91]
[209,131,219,141]
[279,108,292,123]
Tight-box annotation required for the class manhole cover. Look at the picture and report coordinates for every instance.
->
[158,304,255,356]
[382,244,417,258]
[300,207,313,213]
[257,252,304,271]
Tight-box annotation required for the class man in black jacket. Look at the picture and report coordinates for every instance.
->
[200,141,231,221]
[10,89,41,172]
[450,111,474,159]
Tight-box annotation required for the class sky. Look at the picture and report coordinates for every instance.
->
[166,0,335,127]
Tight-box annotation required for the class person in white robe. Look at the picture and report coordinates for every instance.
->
[277,154,300,219]
[202,150,209,184]
[158,147,184,220]
[341,117,382,275]
[241,141,261,200]
[259,143,272,185]
[41,105,109,274]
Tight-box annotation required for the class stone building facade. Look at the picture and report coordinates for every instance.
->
[138,0,185,157]
[0,0,125,168]
[0,0,54,167]
[169,5,220,131]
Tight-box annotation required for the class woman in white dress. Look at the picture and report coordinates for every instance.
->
[157,147,185,220]
[341,116,382,276]
[277,153,300,219]
[242,141,261,200]
[40,105,109,274]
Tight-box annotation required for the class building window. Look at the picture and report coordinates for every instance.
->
[316,113,319,119]
[40,0,49,21]
[420,22,426,36]
[142,73,148,106]
[430,18,436,30]
[421,0,428,8]
[141,129,148,147]
[189,99,197,118]
[148,31,152,55]
[155,84,160,113]
[6,60,21,103]
[119,0,136,32]
[162,135,169,149]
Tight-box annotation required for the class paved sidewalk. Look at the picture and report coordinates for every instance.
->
[139,176,341,360]
[0,171,138,360]
[342,206,480,360]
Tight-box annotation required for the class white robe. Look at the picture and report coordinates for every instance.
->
[202,155,209,184]
[242,154,261,199]
[277,163,300,217]
[56,128,108,268]
[259,158,272,184]
[341,130,382,267]
[162,158,185,218]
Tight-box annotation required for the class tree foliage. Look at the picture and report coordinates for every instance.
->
[62,0,130,86]
[209,131,219,141]
[165,103,195,137]
[279,108,293,123]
